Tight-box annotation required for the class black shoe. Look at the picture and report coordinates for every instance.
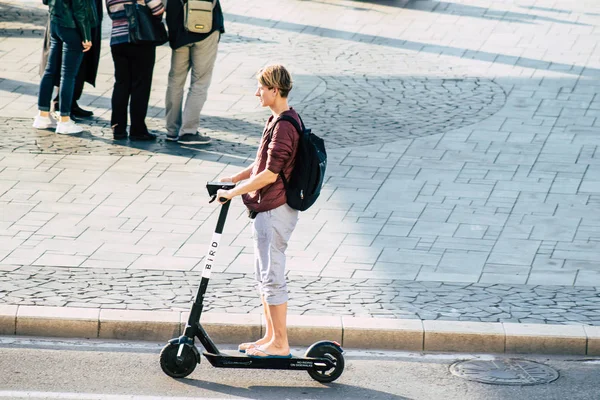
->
[113,131,127,140]
[178,133,212,144]
[130,132,157,141]
[71,103,93,118]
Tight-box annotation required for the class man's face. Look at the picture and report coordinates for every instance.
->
[255,83,276,107]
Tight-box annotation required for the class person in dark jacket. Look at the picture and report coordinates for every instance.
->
[106,0,165,141]
[164,0,224,144]
[217,65,300,359]
[34,0,97,134]
[39,0,102,119]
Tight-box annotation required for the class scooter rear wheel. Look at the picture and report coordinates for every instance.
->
[160,343,199,378]
[306,344,345,383]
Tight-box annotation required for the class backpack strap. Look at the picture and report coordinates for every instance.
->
[269,114,304,189]
[278,114,304,134]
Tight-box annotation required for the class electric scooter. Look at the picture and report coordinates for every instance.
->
[159,182,345,383]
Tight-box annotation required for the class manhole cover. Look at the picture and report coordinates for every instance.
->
[450,359,559,386]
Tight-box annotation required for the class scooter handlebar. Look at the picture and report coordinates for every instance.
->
[208,195,230,204]
[206,182,236,203]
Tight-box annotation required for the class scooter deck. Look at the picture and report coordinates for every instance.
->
[203,350,332,371]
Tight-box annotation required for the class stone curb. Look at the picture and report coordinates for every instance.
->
[0,305,598,356]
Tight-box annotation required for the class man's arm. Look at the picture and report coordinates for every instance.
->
[217,167,277,203]
[227,169,277,198]
[228,163,254,184]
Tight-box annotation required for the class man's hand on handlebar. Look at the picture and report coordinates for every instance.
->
[216,189,233,204]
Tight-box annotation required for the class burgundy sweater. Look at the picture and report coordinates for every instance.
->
[242,108,300,213]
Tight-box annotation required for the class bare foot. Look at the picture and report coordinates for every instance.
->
[238,336,271,352]
[246,343,290,357]
[238,342,256,352]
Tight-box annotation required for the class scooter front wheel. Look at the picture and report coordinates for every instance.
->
[306,343,345,383]
[160,342,199,378]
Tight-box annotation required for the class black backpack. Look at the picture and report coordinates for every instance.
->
[271,114,327,211]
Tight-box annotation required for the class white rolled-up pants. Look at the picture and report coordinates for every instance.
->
[253,203,299,305]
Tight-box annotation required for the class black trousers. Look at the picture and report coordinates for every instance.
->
[73,60,86,102]
[110,43,156,136]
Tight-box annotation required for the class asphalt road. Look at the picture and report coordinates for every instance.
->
[0,337,598,400]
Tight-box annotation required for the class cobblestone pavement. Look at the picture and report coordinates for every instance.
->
[1,0,600,324]
[2,265,599,326]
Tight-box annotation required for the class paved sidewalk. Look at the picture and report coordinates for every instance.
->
[3,265,600,325]
[1,0,600,334]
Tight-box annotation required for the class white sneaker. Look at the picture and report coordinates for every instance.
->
[56,119,83,134]
[32,114,57,129]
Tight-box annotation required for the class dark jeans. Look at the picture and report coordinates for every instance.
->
[54,58,86,107]
[38,22,83,117]
[110,43,156,136]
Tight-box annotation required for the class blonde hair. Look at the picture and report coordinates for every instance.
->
[256,64,293,98]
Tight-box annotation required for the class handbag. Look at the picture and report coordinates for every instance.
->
[124,1,168,46]
[180,0,216,34]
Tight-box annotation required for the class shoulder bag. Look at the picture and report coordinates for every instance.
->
[180,0,216,34]
[124,1,169,46]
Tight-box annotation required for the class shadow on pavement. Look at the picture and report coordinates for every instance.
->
[402,0,586,26]
[225,13,599,78]
[303,0,587,26]
[0,72,509,153]
[519,5,573,14]
[181,379,408,400]
[0,75,265,157]
[297,0,373,12]
[4,0,594,80]
[0,117,261,160]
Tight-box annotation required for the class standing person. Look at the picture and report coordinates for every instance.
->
[39,0,103,119]
[216,65,300,359]
[164,0,224,144]
[106,0,165,141]
[33,0,97,134]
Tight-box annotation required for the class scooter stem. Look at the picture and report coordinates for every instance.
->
[184,182,235,338]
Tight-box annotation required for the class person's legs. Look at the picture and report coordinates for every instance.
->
[238,295,273,352]
[51,57,85,120]
[67,26,96,117]
[40,19,61,115]
[37,23,62,115]
[72,58,86,103]
[263,302,288,353]
[55,25,84,120]
[179,32,219,137]
[246,204,299,357]
[34,23,62,129]
[110,44,131,138]
[55,68,86,116]
[70,60,92,117]
[239,217,275,352]
[129,44,156,139]
[165,44,191,139]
